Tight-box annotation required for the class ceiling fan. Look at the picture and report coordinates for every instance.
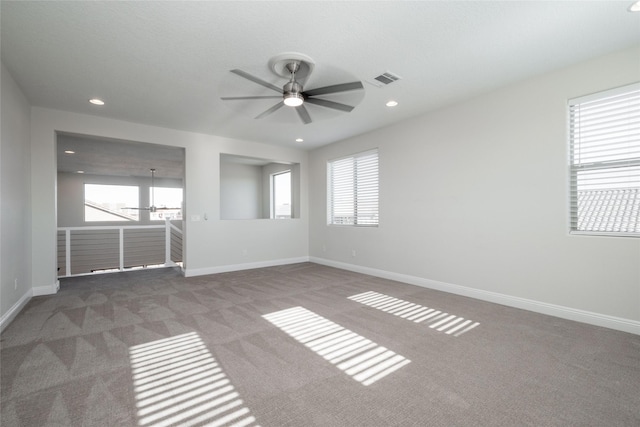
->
[221,54,364,124]
[125,168,181,213]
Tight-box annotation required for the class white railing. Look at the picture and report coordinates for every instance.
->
[57,218,182,277]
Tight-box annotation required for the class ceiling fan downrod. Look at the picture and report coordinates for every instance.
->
[283,62,304,107]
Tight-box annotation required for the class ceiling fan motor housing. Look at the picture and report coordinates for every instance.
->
[284,80,303,96]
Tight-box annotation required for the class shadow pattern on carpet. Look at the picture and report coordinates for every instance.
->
[1,263,639,426]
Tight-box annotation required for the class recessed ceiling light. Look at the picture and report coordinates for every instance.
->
[64,150,75,154]
[386,100,398,107]
[629,1,640,12]
[77,170,85,174]
[295,138,304,143]
[89,98,105,106]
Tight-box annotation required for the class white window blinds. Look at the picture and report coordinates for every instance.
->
[569,83,640,236]
[328,149,379,226]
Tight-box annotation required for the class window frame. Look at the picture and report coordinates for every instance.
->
[149,186,183,221]
[327,148,379,227]
[83,183,140,223]
[568,82,640,238]
[270,169,292,219]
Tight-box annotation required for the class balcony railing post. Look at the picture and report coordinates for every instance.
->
[66,229,71,276]
[119,228,124,271]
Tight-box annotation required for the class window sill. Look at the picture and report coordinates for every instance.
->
[569,230,639,238]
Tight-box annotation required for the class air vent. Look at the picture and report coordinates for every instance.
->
[366,71,402,88]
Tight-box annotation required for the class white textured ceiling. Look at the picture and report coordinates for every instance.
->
[2,1,640,153]
[56,133,185,179]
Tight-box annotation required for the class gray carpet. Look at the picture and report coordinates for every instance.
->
[1,263,639,426]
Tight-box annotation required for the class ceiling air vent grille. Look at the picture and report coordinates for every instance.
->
[367,71,402,88]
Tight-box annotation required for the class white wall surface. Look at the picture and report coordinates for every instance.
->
[30,107,309,288]
[0,63,32,326]
[309,47,640,328]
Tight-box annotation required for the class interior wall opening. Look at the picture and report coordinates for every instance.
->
[55,132,185,277]
[219,153,300,220]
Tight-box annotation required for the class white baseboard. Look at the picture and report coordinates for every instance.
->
[310,257,640,336]
[0,289,32,333]
[184,256,311,277]
[32,281,59,296]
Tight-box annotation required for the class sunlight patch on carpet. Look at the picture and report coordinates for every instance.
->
[348,291,479,336]
[129,332,259,427]
[263,306,410,386]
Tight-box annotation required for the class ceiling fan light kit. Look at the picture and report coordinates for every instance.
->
[283,92,304,107]
[221,52,364,124]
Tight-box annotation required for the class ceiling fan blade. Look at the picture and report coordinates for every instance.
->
[255,101,285,119]
[305,97,355,112]
[231,69,283,93]
[303,81,363,97]
[124,207,150,210]
[296,105,312,124]
[155,207,182,210]
[221,96,283,100]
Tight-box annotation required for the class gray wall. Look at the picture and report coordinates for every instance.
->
[220,162,264,220]
[0,62,32,327]
[309,46,640,325]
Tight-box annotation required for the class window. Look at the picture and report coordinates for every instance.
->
[568,83,640,237]
[271,170,291,219]
[328,149,379,226]
[149,187,183,221]
[84,184,139,222]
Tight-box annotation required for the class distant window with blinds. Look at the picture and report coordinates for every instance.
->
[328,149,379,226]
[569,83,640,237]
